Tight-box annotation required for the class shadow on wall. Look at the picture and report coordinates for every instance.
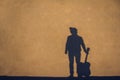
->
[65,27,91,78]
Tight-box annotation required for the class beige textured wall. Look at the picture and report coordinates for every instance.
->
[0,0,120,76]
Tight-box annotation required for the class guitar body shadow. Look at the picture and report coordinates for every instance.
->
[78,62,91,77]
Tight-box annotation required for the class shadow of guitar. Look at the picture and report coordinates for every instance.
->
[78,47,91,77]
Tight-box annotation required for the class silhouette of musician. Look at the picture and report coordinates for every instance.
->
[65,27,87,77]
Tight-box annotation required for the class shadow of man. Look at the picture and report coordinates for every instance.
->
[65,27,88,77]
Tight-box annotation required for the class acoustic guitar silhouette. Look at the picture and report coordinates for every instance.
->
[78,48,91,77]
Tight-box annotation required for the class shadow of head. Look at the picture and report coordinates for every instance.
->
[69,27,78,35]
